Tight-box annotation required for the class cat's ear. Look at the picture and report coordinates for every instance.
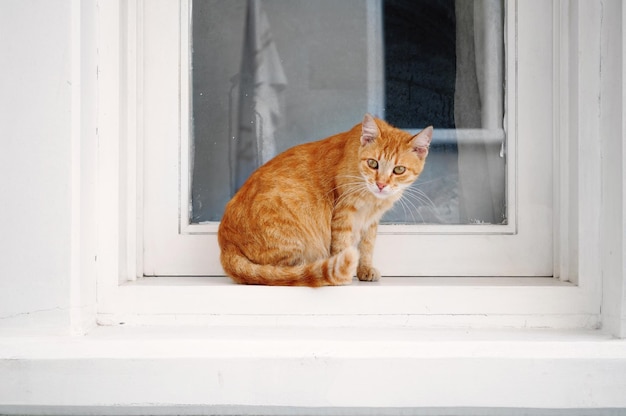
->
[360,113,380,146]
[411,126,433,159]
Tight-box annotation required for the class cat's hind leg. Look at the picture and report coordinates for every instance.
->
[325,246,359,285]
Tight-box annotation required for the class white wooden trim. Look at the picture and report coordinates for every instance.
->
[96,0,124,304]
[599,0,626,338]
[124,0,144,282]
[96,0,143,290]
[97,276,600,329]
[574,1,603,293]
[70,0,84,333]
[179,0,193,235]
[143,0,555,277]
[553,0,570,282]
[94,0,608,331]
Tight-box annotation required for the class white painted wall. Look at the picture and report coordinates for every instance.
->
[0,0,97,333]
[0,0,73,331]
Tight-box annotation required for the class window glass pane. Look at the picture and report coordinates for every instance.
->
[190,0,505,225]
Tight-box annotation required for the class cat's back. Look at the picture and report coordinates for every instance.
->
[235,128,356,199]
[264,129,353,174]
[219,129,355,255]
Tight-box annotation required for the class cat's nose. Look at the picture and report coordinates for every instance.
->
[376,182,386,191]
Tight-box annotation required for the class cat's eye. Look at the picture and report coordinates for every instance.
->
[367,159,378,169]
[393,166,406,175]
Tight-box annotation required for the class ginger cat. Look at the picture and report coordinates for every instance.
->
[218,114,432,286]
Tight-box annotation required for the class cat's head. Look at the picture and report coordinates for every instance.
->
[358,114,432,200]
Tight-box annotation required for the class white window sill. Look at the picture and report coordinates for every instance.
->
[97,276,599,329]
[128,275,571,287]
[1,325,626,412]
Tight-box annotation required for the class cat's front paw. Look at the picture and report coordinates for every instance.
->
[357,265,381,282]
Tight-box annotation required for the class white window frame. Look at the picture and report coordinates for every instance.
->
[96,0,603,330]
[145,0,557,278]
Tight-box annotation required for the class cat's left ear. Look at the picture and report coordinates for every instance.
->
[411,126,433,159]
[360,113,380,146]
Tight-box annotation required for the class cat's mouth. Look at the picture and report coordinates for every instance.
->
[368,183,395,199]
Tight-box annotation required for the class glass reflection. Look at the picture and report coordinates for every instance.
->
[190,0,505,225]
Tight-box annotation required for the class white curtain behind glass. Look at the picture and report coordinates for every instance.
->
[455,0,505,224]
[233,0,287,192]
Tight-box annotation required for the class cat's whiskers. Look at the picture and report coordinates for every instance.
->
[404,186,438,211]
[400,186,445,223]
[395,195,419,224]
[397,193,426,224]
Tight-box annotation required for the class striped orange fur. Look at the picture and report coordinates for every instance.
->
[218,114,432,286]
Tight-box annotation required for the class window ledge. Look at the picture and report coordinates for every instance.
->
[1,326,625,412]
[131,275,573,287]
[97,276,599,329]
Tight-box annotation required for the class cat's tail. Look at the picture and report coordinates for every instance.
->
[220,246,358,287]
